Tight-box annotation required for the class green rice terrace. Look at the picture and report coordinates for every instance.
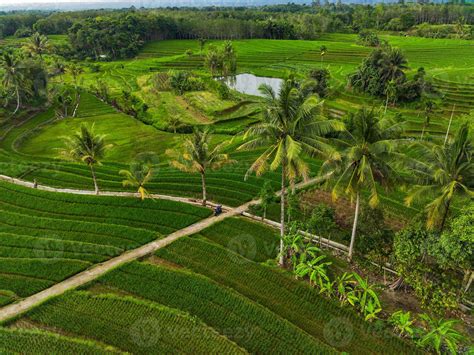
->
[0,4,473,354]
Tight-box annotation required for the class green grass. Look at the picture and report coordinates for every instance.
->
[183,91,236,115]
[7,216,411,353]
[18,93,182,162]
[137,35,474,134]
[0,180,210,303]
[21,291,244,354]
[92,261,336,354]
[3,35,471,212]
[195,217,279,262]
[155,235,418,354]
[0,95,292,206]
[0,327,120,354]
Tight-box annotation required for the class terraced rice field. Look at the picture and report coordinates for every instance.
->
[114,34,474,134]
[0,90,437,215]
[0,328,121,354]
[51,34,473,142]
[21,291,244,354]
[3,217,417,354]
[0,94,316,206]
[0,180,210,305]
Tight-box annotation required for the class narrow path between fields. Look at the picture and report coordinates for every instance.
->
[0,172,328,323]
[0,199,255,323]
[0,173,328,210]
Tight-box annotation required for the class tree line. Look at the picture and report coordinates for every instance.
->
[1,3,472,59]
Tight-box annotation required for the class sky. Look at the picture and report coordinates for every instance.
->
[1,0,116,3]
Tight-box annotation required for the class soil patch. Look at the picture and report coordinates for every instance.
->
[175,96,211,124]
[145,255,184,270]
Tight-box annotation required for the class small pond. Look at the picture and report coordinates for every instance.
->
[219,73,283,97]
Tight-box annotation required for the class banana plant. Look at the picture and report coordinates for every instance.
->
[295,254,332,289]
[364,298,382,322]
[319,279,335,298]
[389,310,415,338]
[299,242,321,263]
[282,226,304,270]
[335,272,356,306]
[418,314,466,355]
[348,273,381,317]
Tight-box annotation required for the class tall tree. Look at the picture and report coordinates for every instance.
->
[405,122,473,231]
[0,52,26,115]
[119,161,155,200]
[239,79,343,266]
[51,58,66,82]
[67,63,83,117]
[60,124,110,194]
[198,37,207,56]
[384,79,397,114]
[319,45,327,68]
[320,108,404,261]
[24,32,50,59]
[379,47,408,83]
[166,128,234,206]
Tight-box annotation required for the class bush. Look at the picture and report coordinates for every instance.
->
[14,27,33,38]
[306,203,336,237]
[356,206,393,262]
[216,81,231,99]
[168,71,205,95]
[393,222,460,315]
[303,68,330,98]
[357,30,380,47]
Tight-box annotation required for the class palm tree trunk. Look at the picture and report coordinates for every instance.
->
[464,270,473,294]
[279,160,286,267]
[348,192,360,262]
[440,198,451,232]
[201,172,207,206]
[72,93,80,118]
[90,165,99,195]
[13,87,20,115]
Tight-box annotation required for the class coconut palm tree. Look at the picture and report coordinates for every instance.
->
[405,122,473,231]
[119,161,155,200]
[319,45,327,68]
[166,116,184,134]
[60,124,110,194]
[24,32,50,59]
[67,63,84,88]
[379,47,408,83]
[51,58,66,82]
[198,38,207,56]
[239,79,343,266]
[420,99,434,140]
[166,128,234,206]
[320,108,405,261]
[1,52,25,115]
[383,79,397,114]
[67,63,84,117]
